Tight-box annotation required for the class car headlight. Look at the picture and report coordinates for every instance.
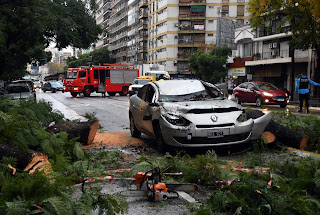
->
[163,113,190,126]
[237,111,249,122]
[129,86,133,91]
[262,92,273,97]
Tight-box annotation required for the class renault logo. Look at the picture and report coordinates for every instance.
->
[211,115,218,122]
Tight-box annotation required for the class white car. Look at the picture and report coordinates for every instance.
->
[129,80,272,152]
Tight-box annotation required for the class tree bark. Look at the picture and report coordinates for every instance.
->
[246,110,309,149]
[50,120,99,145]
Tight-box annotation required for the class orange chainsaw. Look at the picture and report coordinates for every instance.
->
[120,167,198,202]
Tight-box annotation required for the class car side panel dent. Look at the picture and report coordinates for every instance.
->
[250,112,272,140]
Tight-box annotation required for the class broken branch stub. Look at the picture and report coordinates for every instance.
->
[49,120,99,145]
[246,109,309,149]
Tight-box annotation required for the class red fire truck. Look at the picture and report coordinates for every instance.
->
[63,64,139,97]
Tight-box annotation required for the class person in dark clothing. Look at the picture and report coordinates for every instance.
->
[295,74,320,113]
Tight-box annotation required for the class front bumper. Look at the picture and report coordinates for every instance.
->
[159,116,254,148]
[63,86,83,93]
[158,112,272,148]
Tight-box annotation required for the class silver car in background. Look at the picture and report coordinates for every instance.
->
[4,82,36,100]
[129,80,272,152]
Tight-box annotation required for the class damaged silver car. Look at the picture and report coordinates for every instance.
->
[129,80,272,152]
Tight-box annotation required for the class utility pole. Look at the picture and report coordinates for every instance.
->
[290,0,296,101]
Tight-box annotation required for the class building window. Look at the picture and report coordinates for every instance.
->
[208,20,213,23]
[243,43,253,57]
[208,34,214,36]
[237,5,244,17]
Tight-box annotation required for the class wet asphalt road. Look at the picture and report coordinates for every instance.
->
[36,89,131,132]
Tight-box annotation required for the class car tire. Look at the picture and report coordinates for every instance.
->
[154,123,167,154]
[280,104,287,108]
[83,87,91,97]
[130,114,141,138]
[256,97,262,107]
[120,87,129,96]
[52,88,56,93]
[43,89,46,93]
[235,96,241,104]
[108,92,116,96]
[71,92,78,97]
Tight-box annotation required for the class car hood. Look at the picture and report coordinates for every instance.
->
[261,90,286,96]
[130,84,144,88]
[160,99,242,114]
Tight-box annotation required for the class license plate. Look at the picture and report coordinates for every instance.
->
[208,130,224,138]
[277,98,285,101]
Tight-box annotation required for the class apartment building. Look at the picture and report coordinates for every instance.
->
[98,0,249,75]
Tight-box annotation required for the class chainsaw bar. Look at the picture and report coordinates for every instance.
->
[120,190,147,197]
[127,183,198,192]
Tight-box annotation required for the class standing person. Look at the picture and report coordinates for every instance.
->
[295,74,320,113]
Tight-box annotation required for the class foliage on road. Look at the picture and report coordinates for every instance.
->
[189,46,232,84]
[0,0,103,80]
[66,46,113,69]
[0,97,128,214]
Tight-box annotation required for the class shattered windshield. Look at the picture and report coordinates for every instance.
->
[159,89,223,102]
[66,71,78,79]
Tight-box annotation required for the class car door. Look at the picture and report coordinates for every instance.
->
[131,85,156,138]
[246,83,257,102]
[133,84,155,138]
[236,83,247,102]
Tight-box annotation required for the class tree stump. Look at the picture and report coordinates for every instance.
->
[50,120,99,145]
[0,144,52,174]
[246,109,309,149]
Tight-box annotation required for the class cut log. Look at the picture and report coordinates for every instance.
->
[246,109,309,149]
[0,144,52,174]
[260,131,276,145]
[50,120,99,145]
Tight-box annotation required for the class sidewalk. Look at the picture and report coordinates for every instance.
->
[288,98,320,110]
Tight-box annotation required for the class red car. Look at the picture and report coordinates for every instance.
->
[233,82,289,108]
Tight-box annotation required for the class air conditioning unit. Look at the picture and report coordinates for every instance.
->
[273,43,277,48]
[269,43,273,48]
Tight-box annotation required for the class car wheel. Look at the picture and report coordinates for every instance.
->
[83,87,91,97]
[130,114,141,138]
[235,96,241,104]
[52,88,56,93]
[154,123,167,153]
[256,97,262,107]
[43,89,46,93]
[71,92,78,97]
[108,92,116,96]
[120,87,129,96]
[280,104,287,108]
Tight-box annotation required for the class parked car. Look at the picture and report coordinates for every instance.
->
[129,80,272,152]
[33,81,42,89]
[3,82,36,100]
[233,82,289,108]
[128,76,156,96]
[42,81,64,93]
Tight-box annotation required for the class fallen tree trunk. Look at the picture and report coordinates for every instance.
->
[0,144,52,174]
[49,120,99,145]
[261,131,276,145]
[246,109,309,149]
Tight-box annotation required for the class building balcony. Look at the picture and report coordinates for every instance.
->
[179,0,206,4]
[178,13,206,20]
[228,57,253,68]
[139,0,148,8]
